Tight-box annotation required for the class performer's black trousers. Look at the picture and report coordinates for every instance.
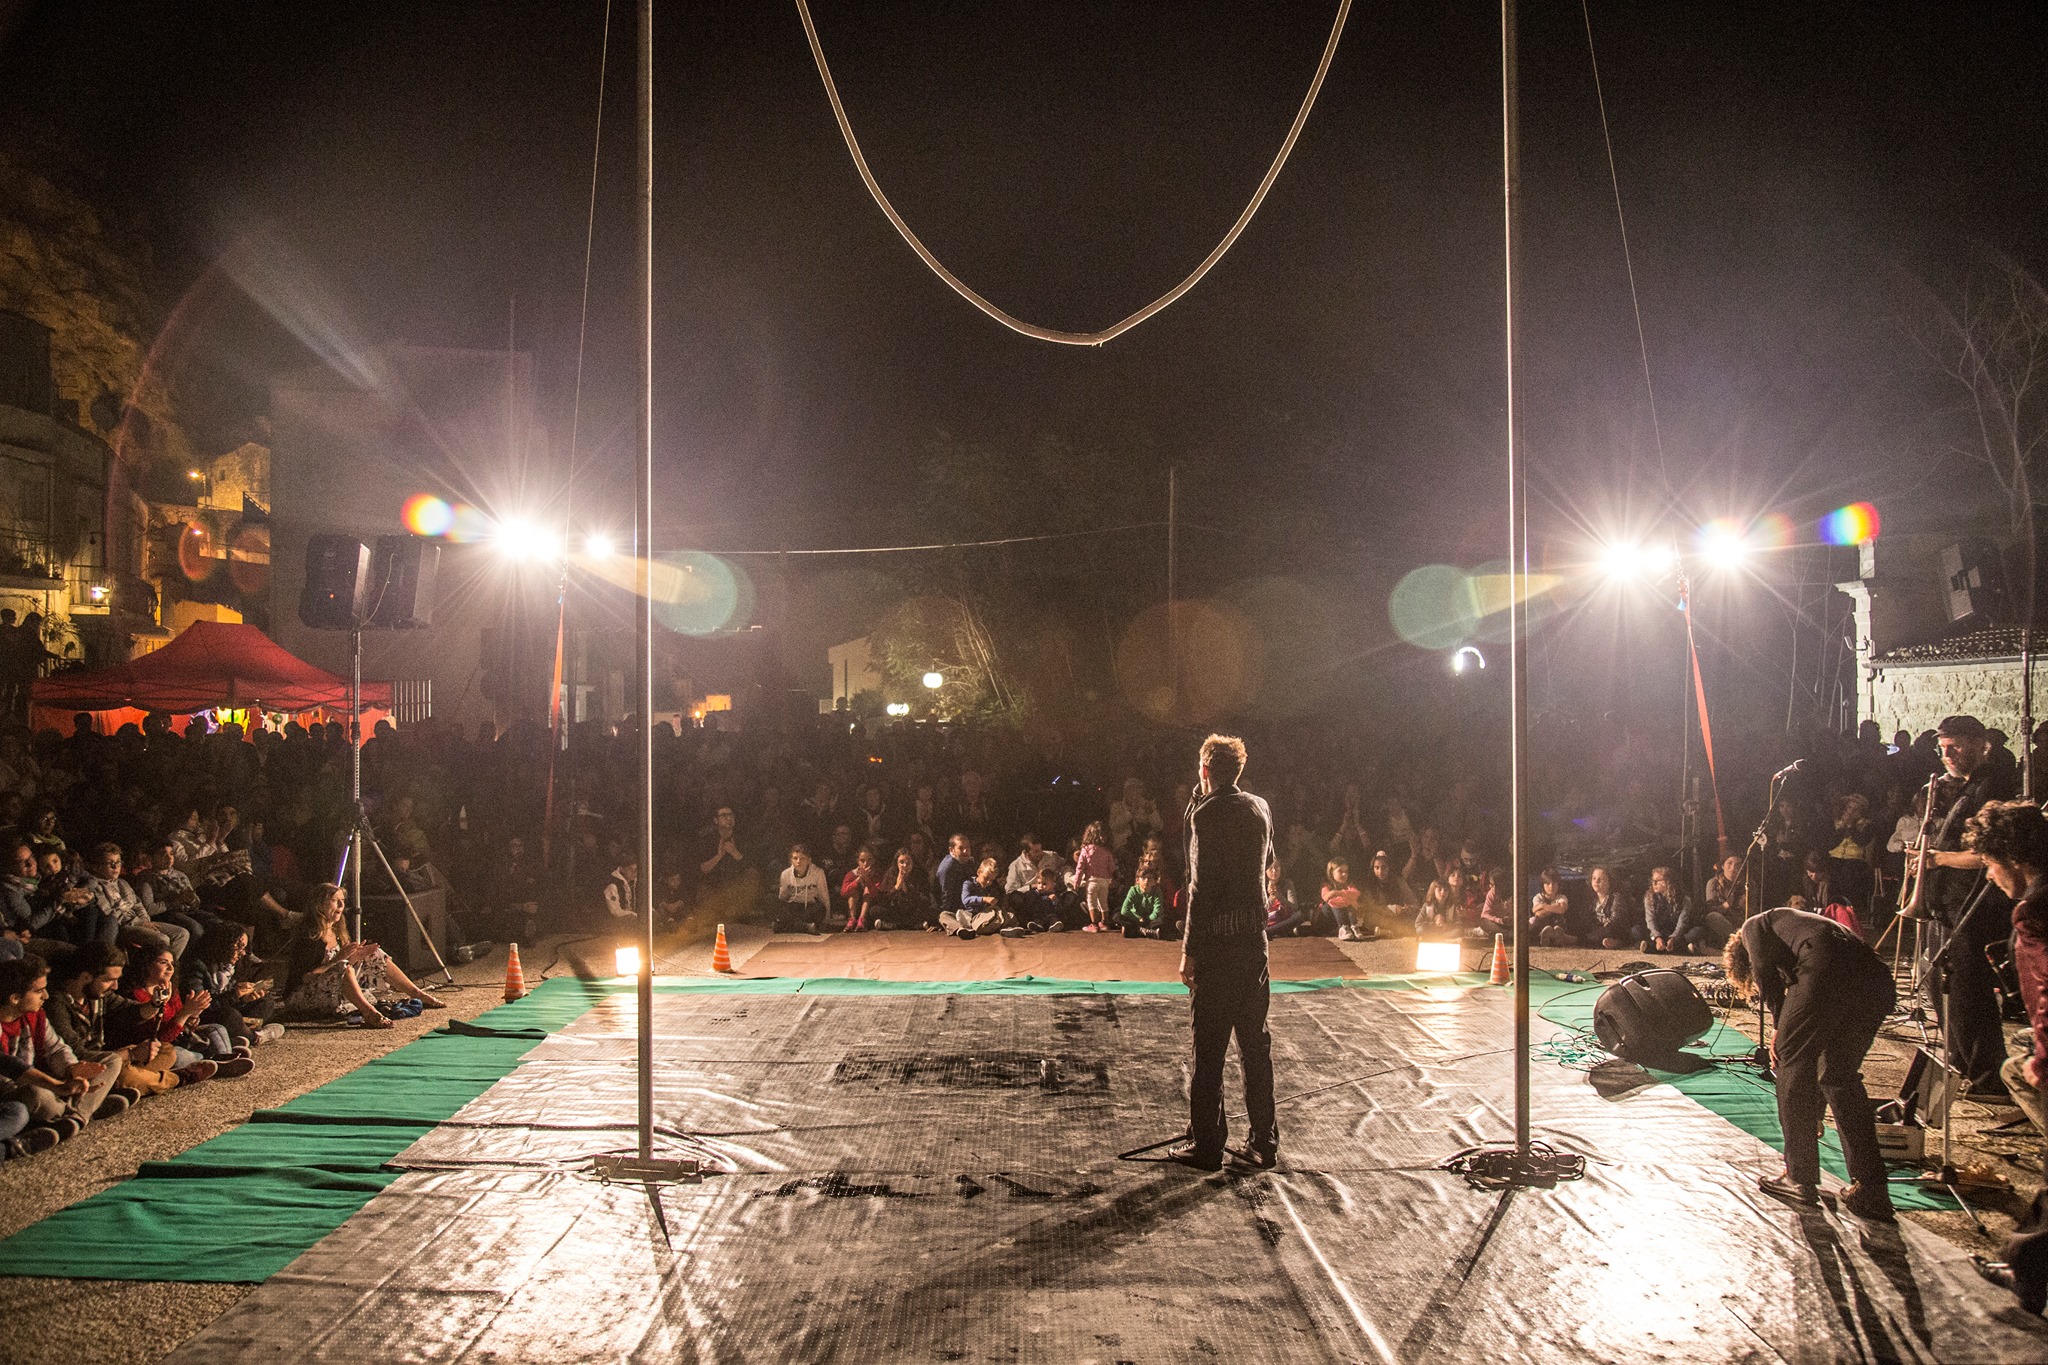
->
[1776,948,1894,1188]
[1187,938,1276,1159]
[1926,903,2011,1088]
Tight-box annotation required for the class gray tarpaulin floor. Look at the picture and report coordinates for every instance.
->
[173,982,2048,1363]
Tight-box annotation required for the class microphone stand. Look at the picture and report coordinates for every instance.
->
[1918,872,1994,1235]
[1743,771,1789,1074]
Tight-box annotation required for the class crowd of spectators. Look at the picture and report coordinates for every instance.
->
[0,696,2016,1162]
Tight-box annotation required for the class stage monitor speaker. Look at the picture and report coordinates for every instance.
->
[299,535,372,631]
[1592,969,1713,1063]
[1942,538,2008,624]
[367,535,439,629]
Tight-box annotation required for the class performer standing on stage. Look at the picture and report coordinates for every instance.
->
[1917,714,2020,1096]
[1725,907,1897,1220]
[1171,734,1278,1172]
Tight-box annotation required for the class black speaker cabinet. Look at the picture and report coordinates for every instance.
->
[299,535,372,630]
[1592,969,1713,1063]
[368,535,440,629]
[359,883,449,977]
[1943,538,2008,624]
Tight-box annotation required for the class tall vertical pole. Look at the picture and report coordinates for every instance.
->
[1166,465,1178,720]
[634,0,656,1163]
[1501,0,1531,1159]
[349,627,364,943]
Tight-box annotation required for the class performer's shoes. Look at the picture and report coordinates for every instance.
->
[1165,1142,1223,1172]
[1227,1142,1278,1170]
[1841,1181,1896,1223]
[1975,1257,2019,1294]
[1758,1172,1822,1207]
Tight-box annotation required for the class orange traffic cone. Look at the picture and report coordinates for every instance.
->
[1488,933,1510,986]
[711,924,733,974]
[503,942,527,1001]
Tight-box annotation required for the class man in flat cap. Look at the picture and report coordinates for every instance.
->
[1921,714,2021,1095]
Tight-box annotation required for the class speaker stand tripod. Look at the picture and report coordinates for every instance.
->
[331,626,454,990]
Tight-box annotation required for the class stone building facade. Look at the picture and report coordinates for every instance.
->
[1839,532,2046,739]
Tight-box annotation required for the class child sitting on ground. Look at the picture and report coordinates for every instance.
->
[1118,866,1178,940]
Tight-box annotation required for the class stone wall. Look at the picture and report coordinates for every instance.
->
[1865,656,2048,739]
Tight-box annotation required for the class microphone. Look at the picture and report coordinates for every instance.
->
[1771,759,1806,781]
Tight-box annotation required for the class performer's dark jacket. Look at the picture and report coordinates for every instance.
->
[1738,907,1887,1015]
[1182,783,1275,953]
[2015,876,2048,1074]
[1929,764,2020,921]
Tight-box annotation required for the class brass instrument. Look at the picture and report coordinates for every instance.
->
[1896,773,1948,921]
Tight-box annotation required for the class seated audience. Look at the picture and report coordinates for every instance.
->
[1641,864,1725,954]
[1530,867,1575,947]
[941,858,1003,938]
[1477,866,1513,941]
[82,842,190,962]
[181,922,283,1050]
[839,847,887,932]
[1321,858,1368,940]
[1265,864,1305,938]
[879,848,938,931]
[41,941,139,1111]
[1355,850,1414,936]
[283,883,443,1029]
[776,844,831,934]
[113,944,253,1078]
[1118,865,1178,940]
[1415,876,1457,935]
[0,952,124,1148]
[1591,866,1634,949]
[1014,867,1070,932]
[1702,854,1748,926]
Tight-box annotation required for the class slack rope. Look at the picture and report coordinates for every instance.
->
[794,0,1353,347]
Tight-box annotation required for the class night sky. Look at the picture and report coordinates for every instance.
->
[2,1,2045,737]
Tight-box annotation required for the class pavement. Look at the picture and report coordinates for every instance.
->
[2,921,2040,1362]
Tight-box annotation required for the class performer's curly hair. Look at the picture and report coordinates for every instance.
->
[1722,932,1755,997]
[1964,799,2048,871]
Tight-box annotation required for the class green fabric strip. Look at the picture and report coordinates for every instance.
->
[0,967,1948,1283]
[1533,975,1955,1212]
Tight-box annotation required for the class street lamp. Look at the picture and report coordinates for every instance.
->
[922,670,944,690]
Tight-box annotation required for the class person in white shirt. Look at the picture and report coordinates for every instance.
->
[777,845,831,934]
[1004,833,1062,894]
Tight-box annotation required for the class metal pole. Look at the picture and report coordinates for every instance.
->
[1166,465,1177,719]
[1501,0,1531,1159]
[634,0,656,1163]
[350,627,363,943]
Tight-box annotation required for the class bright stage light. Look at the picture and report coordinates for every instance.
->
[496,518,561,563]
[922,670,944,690]
[615,944,642,978]
[1697,519,1751,571]
[1599,542,1644,580]
[1416,941,1462,974]
[1450,645,1486,675]
[583,532,616,562]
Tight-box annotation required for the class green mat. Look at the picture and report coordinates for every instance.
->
[1531,973,1955,1212]
[0,968,1948,1283]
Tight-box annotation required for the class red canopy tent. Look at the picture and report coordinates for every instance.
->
[31,621,391,734]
